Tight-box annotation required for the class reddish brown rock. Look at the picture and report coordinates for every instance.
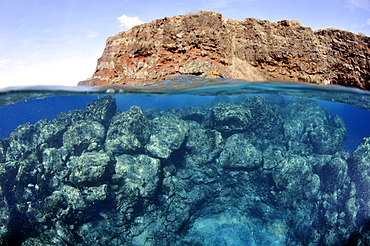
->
[91,11,370,89]
[77,77,93,86]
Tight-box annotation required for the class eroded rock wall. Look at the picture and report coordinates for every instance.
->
[90,11,370,89]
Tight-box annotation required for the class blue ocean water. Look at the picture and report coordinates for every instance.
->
[0,95,96,138]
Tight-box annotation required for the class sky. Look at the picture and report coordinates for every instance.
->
[0,0,369,88]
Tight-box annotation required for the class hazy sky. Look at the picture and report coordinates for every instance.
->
[0,0,369,87]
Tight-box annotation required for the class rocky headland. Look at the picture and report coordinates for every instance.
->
[85,11,370,90]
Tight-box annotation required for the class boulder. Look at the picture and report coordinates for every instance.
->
[63,120,105,156]
[105,106,150,155]
[85,96,117,127]
[219,133,262,171]
[0,139,8,163]
[69,152,114,185]
[211,103,251,135]
[241,96,283,138]
[145,115,189,158]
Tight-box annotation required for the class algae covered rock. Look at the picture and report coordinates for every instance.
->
[105,106,151,154]
[309,120,347,154]
[272,156,320,199]
[85,96,117,127]
[69,152,114,185]
[219,133,262,170]
[145,115,189,158]
[0,187,9,242]
[320,157,349,192]
[283,97,330,127]
[63,120,105,155]
[183,107,207,122]
[211,103,251,135]
[34,119,67,149]
[0,139,8,163]
[81,184,109,204]
[351,137,370,217]
[241,96,283,138]
[283,97,347,154]
[6,123,38,161]
[114,154,160,199]
[0,95,366,246]
[56,109,86,126]
[112,154,160,223]
[41,147,69,188]
[283,119,305,140]
[262,146,286,170]
[76,220,119,246]
[184,125,223,166]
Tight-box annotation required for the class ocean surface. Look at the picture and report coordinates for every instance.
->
[0,75,370,245]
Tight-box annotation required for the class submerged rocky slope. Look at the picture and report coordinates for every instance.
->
[0,95,369,245]
[88,11,370,89]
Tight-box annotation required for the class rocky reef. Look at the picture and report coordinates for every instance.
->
[88,11,370,90]
[0,95,369,245]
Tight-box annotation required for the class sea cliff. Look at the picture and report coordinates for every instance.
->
[85,11,370,89]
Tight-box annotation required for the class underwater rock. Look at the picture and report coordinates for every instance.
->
[6,123,38,161]
[262,146,286,170]
[144,106,163,120]
[63,120,105,156]
[57,185,87,209]
[69,152,114,185]
[272,156,320,199]
[41,147,69,189]
[85,96,117,127]
[76,220,120,246]
[114,154,160,199]
[145,115,189,158]
[105,106,151,155]
[283,97,331,126]
[34,119,67,149]
[56,109,86,126]
[283,119,305,141]
[241,96,283,138]
[0,188,9,242]
[211,103,251,135]
[0,95,367,245]
[309,121,347,154]
[320,157,349,192]
[54,221,76,245]
[183,106,206,122]
[283,97,347,154]
[7,117,71,161]
[185,209,288,245]
[219,133,262,170]
[163,107,185,119]
[184,123,223,167]
[351,137,370,218]
[82,184,108,204]
[112,154,160,225]
[0,139,8,163]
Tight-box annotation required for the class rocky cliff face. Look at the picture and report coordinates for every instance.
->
[90,11,370,89]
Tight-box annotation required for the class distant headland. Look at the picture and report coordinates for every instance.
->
[79,11,370,90]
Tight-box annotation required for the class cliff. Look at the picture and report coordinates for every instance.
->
[88,11,370,89]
